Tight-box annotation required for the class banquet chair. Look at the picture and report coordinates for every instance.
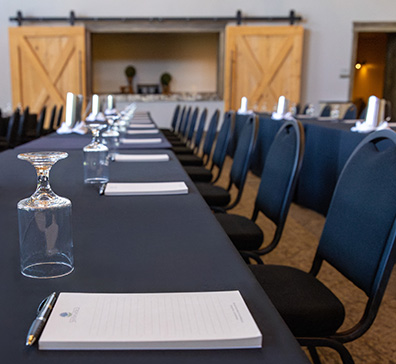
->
[45,105,57,134]
[35,106,47,138]
[343,104,357,120]
[177,109,219,167]
[174,108,207,163]
[161,104,180,137]
[250,129,396,364]
[171,107,199,150]
[215,119,304,262]
[0,109,20,150]
[184,111,232,183]
[320,104,331,117]
[359,106,367,120]
[16,106,29,145]
[55,105,63,129]
[167,106,189,142]
[195,114,256,210]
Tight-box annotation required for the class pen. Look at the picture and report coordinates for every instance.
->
[26,292,57,346]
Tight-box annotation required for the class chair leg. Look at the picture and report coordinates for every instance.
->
[307,346,322,364]
[298,338,354,364]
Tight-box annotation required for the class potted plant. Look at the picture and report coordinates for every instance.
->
[125,65,136,94]
[160,72,172,95]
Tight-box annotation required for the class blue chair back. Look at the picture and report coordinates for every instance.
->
[55,105,63,129]
[36,106,46,137]
[317,130,396,297]
[176,106,186,134]
[180,107,191,138]
[186,107,199,144]
[6,109,20,147]
[48,105,57,132]
[201,109,219,165]
[225,114,257,209]
[170,105,180,131]
[193,108,207,152]
[343,104,357,120]
[320,104,331,117]
[210,111,234,182]
[255,119,305,226]
[17,106,29,144]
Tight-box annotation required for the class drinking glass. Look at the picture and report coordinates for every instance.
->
[102,116,120,159]
[17,152,74,279]
[83,123,109,184]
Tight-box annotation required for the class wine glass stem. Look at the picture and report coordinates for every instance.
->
[33,166,54,198]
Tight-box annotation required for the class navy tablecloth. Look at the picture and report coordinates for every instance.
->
[0,143,309,364]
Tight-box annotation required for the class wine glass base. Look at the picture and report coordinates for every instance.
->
[21,262,74,279]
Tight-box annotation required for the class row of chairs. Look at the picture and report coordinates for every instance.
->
[163,105,396,364]
[0,105,63,151]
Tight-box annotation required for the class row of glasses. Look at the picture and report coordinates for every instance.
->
[16,102,135,279]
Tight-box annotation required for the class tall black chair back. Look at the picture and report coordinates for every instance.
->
[180,107,192,139]
[17,106,29,145]
[6,109,20,148]
[192,108,208,153]
[176,106,186,134]
[55,105,64,129]
[225,114,257,209]
[209,111,234,183]
[170,105,180,132]
[252,119,305,255]
[199,109,219,165]
[343,104,357,120]
[47,105,57,133]
[320,104,331,117]
[186,107,199,145]
[35,106,46,137]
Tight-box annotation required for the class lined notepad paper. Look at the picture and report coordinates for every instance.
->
[39,291,262,350]
[120,138,162,144]
[114,154,170,162]
[104,182,188,196]
[127,130,159,135]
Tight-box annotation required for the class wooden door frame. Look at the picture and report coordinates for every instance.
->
[349,22,396,100]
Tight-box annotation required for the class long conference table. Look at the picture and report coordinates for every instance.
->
[0,113,309,363]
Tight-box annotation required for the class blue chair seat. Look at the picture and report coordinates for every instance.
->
[177,154,203,166]
[184,166,212,181]
[195,183,231,207]
[250,265,345,337]
[215,213,263,250]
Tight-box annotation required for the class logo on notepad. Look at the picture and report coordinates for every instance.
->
[59,307,80,323]
[60,312,72,317]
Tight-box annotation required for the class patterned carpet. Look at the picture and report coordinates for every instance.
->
[215,157,396,364]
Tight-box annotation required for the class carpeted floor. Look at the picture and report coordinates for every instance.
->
[214,156,396,364]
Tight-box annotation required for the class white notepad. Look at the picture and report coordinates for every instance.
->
[114,154,170,162]
[104,182,188,196]
[128,124,156,128]
[39,291,262,350]
[120,138,162,144]
[127,129,159,135]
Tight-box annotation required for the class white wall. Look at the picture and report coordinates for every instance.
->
[2,0,396,115]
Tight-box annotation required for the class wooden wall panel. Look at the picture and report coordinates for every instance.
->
[9,26,86,126]
[224,26,304,111]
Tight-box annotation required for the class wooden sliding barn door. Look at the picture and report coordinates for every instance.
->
[9,26,87,122]
[224,26,304,111]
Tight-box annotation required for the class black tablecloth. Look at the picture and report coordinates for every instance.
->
[247,115,368,215]
[18,131,172,151]
[0,142,309,363]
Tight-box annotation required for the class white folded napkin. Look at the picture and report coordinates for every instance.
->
[120,138,162,144]
[271,112,295,121]
[56,122,73,134]
[126,129,159,135]
[104,182,188,196]
[72,121,89,135]
[86,112,106,122]
[351,121,389,133]
[114,154,169,162]
[56,121,88,135]
[104,108,117,116]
